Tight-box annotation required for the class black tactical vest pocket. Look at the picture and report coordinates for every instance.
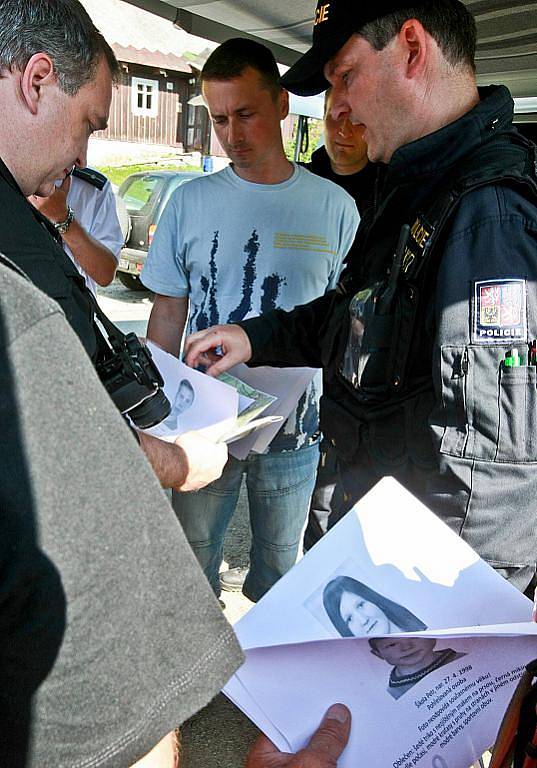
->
[438,344,537,463]
[340,282,391,391]
[319,395,364,464]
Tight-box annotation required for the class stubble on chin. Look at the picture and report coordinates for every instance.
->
[229,156,252,169]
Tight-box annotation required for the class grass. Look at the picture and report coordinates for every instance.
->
[96,162,201,188]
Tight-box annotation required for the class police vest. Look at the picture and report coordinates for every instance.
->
[335,133,537,406]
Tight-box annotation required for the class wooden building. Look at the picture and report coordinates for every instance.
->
[101,50,210,151]
[81,0,212,152]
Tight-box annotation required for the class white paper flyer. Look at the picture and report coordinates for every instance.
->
[224,478,536,767]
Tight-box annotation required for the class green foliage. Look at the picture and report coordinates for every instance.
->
[96,163,201,188]
[285,117,324,164]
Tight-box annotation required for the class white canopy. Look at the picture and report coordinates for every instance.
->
[121,0,537,98]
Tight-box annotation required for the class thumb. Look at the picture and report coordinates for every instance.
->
[304,704,351,762]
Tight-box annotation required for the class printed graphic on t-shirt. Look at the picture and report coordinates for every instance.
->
[472,278,527,343]
[188,227,316,452]
[274,233,334,254]
[190,228,288,332]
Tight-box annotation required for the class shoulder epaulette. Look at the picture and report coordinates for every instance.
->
[71,167,107,191]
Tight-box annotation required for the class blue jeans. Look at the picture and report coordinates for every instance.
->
[172,442,319,602]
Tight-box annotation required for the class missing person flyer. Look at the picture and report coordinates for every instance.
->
[224,478,536,766]
[234,627,537,768]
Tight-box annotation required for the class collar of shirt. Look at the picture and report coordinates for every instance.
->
[386,84,515,187]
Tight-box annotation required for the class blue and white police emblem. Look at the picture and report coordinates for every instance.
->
[472,278,527,343]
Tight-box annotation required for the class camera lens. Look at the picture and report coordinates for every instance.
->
[128,388,171,429]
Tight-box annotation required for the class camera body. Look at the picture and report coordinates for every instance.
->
[96,329,170,430]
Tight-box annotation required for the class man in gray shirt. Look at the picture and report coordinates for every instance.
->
[0,2,352,765]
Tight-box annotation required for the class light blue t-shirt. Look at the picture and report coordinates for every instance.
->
[142,163,359,452]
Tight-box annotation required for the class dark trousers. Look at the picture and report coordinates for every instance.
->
[310,437,536,594]
[303,440,339,551]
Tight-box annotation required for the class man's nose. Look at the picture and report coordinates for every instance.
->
[329,87,350,123]
[337,117,353,138]
[227,119,244,146]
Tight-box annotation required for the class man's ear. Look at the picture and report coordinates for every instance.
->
[279,87,289,121]
[20,53,56,115]
[370,647,382,659]
[397,19,428,80]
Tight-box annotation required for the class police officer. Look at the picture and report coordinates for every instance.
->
[302,86,381,550]
[185,0,537,596]
[29,166,124,295]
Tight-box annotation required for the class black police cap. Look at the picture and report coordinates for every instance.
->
[281,0,429,96]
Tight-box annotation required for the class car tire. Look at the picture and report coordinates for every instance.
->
[117,272,146,291]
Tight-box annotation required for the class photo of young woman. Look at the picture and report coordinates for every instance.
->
[322,576,427,637]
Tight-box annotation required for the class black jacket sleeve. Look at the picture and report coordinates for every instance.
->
[237,289,348,370]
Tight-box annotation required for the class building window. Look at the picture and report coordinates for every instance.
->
[131,77,159,117]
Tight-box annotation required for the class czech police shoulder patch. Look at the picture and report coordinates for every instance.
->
[472,278,527,344]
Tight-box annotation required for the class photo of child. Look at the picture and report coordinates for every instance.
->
[368,637,466,700]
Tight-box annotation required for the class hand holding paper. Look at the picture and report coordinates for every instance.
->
[173,431,228,492]
[138,430,227,492]
[143,343,320,460]
[227,479,537,768]
[246,704,351,768]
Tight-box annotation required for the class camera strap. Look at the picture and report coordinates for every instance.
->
[0,247,134,366]
[0,250,167,432]
[82,280,136,357]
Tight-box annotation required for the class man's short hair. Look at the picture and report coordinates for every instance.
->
[359,0,477,72]
[0,0,120,96]
[201,38,281,99]
[178,379,194,397]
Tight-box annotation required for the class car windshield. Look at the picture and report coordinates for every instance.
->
[119,174,165,213]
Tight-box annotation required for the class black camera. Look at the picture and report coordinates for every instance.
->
[92,299,170,429]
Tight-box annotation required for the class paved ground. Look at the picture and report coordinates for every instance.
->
[98,279,260,767]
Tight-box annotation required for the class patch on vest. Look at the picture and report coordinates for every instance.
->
[472,279,527,343]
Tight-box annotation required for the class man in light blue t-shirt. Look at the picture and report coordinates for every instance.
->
[142,38,358,603]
